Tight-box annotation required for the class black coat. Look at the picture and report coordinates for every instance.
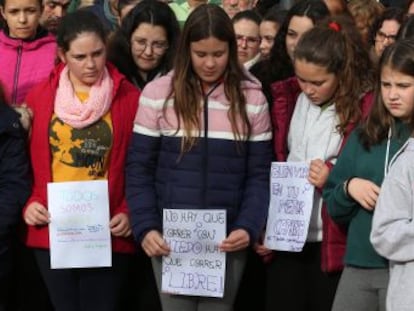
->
[0,103,31,250]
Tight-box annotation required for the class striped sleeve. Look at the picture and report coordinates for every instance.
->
[248,90,272,142]
[133,93,165,137]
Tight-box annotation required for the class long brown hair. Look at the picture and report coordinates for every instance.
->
[169,4,251,152]
[294,15,375,135]
[361,39,414,148]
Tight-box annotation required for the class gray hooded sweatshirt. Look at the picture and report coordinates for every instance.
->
[371,137,414,311]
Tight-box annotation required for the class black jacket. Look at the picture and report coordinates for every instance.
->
[0,103,31,242]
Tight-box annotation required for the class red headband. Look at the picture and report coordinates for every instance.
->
[328,21,341,32]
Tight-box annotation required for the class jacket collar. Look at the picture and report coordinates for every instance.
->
[0,104,22,135]
[0,28,55,50]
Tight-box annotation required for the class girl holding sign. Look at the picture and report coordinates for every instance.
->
[22,10,139,311]
[325,40,414,311]
[263,15,375,311]
[126,4,272,311]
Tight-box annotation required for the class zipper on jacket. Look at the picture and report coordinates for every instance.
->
[201,81,221,210]
[11,42,23,106]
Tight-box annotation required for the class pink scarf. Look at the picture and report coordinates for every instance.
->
[54,65,113,129]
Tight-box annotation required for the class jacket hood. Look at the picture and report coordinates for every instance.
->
[0,29,56,51]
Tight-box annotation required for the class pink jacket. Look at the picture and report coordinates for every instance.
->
[0,30,56,105]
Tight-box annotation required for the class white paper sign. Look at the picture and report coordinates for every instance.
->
[48,180,112,269]
[162,209,226,298]
[264,162,314,252]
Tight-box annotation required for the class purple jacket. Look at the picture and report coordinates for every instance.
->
[0,30,56,105]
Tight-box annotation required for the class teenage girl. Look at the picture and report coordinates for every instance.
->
[250,0,329,104]
[126,4,272,311]
[23,10,139,311]
[0,0,56,106]
[324,39,414,311]
[264,15,375,311]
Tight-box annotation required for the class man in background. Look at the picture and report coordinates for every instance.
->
[40,0,71,35]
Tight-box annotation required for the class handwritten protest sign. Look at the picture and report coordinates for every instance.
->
[264,162,314,252]
[48,180,111,269]
[162,209,226,298]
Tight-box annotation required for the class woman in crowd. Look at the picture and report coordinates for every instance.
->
[108,0,180,90]
[259,6,287,59]
[232,9,262,69]
[126,4,272,311]
[22,10,139,311]
[0,0,56,106]
[369,7,405,64]
[250,0,329,104]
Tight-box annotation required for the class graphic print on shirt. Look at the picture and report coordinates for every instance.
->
[49,113,113,181]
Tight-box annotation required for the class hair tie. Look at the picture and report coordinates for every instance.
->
[328,21,341,32]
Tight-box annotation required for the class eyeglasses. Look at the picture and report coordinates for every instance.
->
[375,30,397,43]
[131,38,169,54]
[235,35,261,47]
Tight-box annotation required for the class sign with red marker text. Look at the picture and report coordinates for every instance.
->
[162,209,226,297]
[48,180,111,269]
[264,162,314,252]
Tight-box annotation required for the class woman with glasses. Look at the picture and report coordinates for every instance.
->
[108,0,180,90]
[232,10,262,69]
[369,7,405,65]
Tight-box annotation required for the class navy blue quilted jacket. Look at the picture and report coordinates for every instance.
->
[126,72,272,245]
[0,103,31,262]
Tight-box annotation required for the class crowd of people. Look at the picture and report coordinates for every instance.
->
[1,0,414,311]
